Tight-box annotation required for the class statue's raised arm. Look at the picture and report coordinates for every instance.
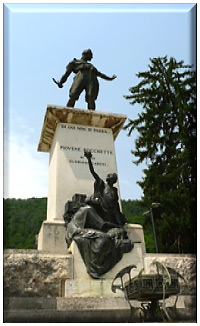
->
[96,71,117,81]
[84,150,100,181]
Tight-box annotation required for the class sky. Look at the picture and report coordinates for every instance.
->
[3,2,197,200]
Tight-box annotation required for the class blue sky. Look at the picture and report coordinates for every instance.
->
[3,3,196,200]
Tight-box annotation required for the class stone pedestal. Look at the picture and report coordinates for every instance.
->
[37,105,127,252]
[37,105,146,299]
[4,249,196,322]
[65,224,146,298]
[37,220,67,253]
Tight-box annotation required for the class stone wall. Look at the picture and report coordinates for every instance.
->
[4,250,73,297]
[3,250,196,298]
[144,253,196,295]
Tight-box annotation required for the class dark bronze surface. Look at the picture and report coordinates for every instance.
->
[63,151,133,278]
[53,49,116,110]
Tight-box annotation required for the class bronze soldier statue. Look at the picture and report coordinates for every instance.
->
[53,49,116,110]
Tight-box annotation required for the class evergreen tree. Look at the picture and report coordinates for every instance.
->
[121,199,154,252]
[124,56,196,253]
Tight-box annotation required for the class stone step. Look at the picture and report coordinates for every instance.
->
[4,296,196,323]
[4,297,131,323]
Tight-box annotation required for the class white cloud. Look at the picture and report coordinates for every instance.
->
[4,132,49,199]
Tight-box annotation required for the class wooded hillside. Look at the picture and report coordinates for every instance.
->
[3,198,47,250]
[3,198,155,252]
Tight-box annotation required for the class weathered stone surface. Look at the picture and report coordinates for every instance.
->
[57,296,129,310]
[38,106,127,152]
[3,297,132,323]
[4,296,196,323]
[3,250,73,297]
[45,121,121,222]
[4,297,57,310]
[144,254,196,295]
[65,279,124,298]
[37,221,67,253]
[4,249,196,301]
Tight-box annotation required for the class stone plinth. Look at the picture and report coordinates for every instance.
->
[38,105,127,153]
[46,122,119,221]
[4,251,196,322]
[38,106,126,222]
[37,220,67,253]
[37,105,126,252]
[71,223,145,280]
[65,224,146,298]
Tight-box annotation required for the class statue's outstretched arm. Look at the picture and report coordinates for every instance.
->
[96,70,117,81]
[84,150,100,181]
[59,67,72,85]
[53,62,73,88]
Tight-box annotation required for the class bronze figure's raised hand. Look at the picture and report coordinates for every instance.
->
[84,149,92,160]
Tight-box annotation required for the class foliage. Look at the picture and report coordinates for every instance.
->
[124,56,196,253]
[122,199,155,253]
[4,197,155,253]
[3,198,47,249]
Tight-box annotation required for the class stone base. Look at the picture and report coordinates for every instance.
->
[37,221,145,255]
[65,279,123,298]
[37,220,67,253]
[65,224,146,297]
[71,223,146,279]
[65,241,144,298]
[4,296,196,323]
[37,204,146,255]
[3,297,133,323]
[3,250,196,322]
[37,222,146,297]
[38,106,127,222]
[4,250,196,301]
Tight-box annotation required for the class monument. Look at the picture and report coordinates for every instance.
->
[4,49,196,322]
[36,50,145,295]
[37,104,146,297]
